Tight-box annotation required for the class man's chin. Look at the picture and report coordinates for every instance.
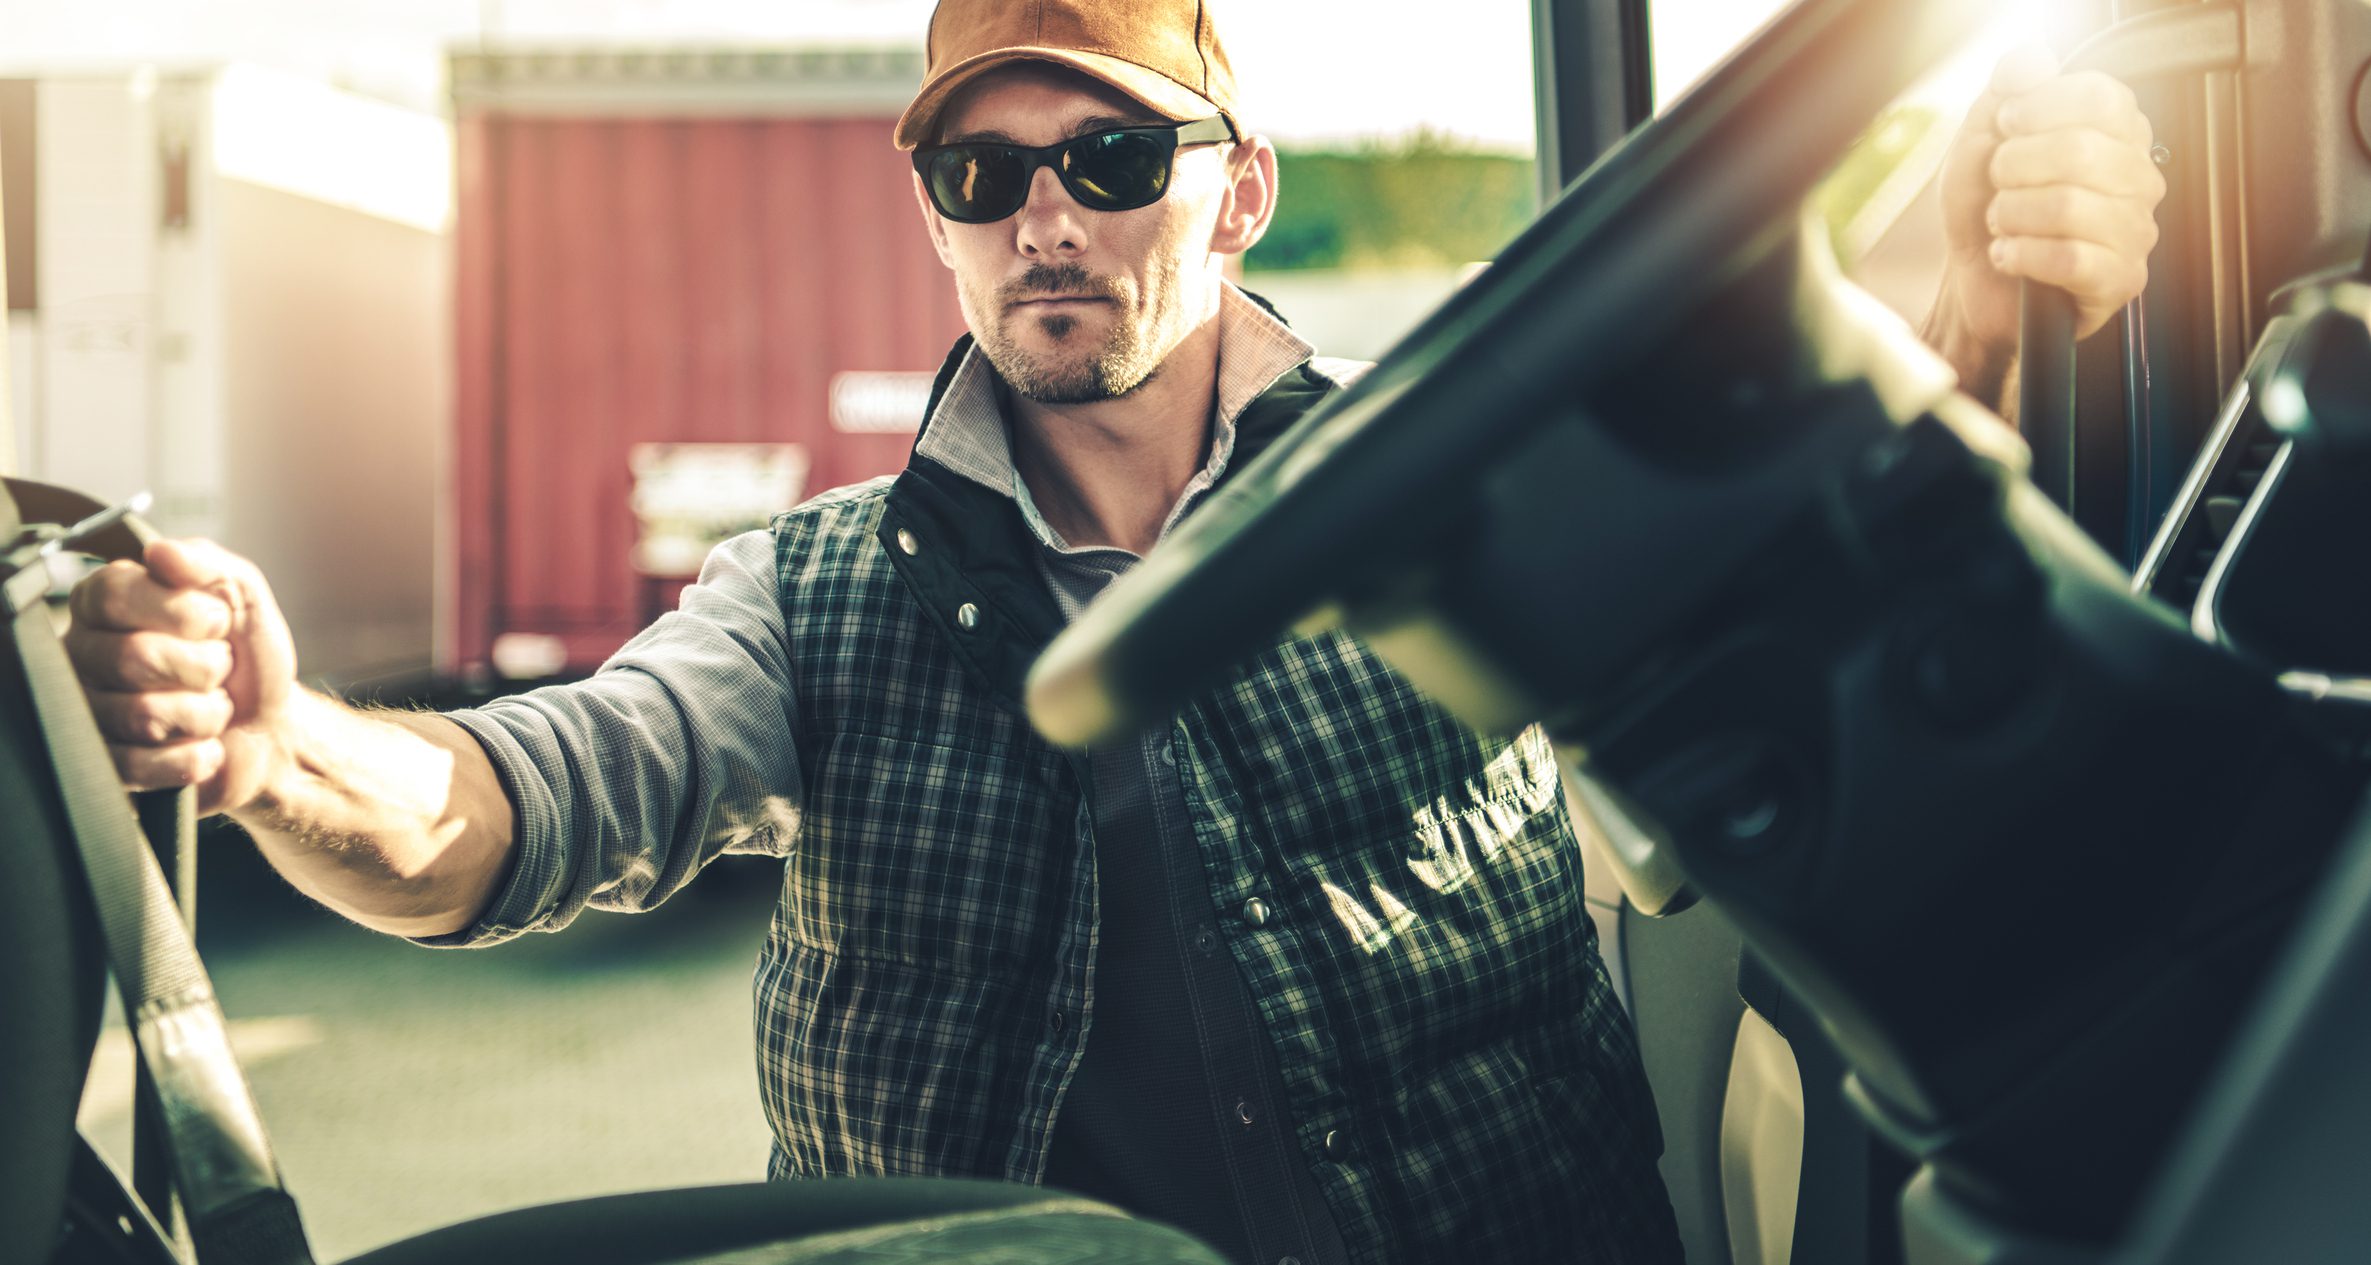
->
[1009,355,1122,403]
[1012,311,1108,353]
[1009,359,1162,405]
[1015,380,1116,406]
[985,336,1141,404]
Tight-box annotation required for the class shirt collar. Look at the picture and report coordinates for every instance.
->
[914,282,1317,555]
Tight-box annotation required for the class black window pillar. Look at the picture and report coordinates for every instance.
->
[1531,0,1654,202]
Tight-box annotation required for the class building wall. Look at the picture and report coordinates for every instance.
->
[31,78,159,510]
[217,176,446,684]
[454,110,966,673]
[5,70,449,685]
[10,74,233,538]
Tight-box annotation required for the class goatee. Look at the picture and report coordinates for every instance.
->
[981,263,1159,404]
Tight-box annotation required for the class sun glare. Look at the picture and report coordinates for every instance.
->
[1903,0,2055,116]
[1654,0,2056,119]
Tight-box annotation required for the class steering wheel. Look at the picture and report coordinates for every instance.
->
[1027,0,1995,746]
[1011,1,2371,1253]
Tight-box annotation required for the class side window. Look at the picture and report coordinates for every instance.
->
[1648,0,1794,113]
[1233,1,1539,360]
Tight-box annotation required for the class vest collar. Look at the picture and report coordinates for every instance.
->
[909,281,1320,512]
[878,295,1342,710]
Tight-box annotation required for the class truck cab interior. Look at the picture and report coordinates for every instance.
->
[1029,0,2371,1261]
[1526,4,2371,1263]
[8,0,2371,1263]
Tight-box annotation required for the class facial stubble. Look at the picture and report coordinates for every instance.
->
[975,261,1178,405]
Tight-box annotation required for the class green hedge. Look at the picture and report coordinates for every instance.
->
[1250,107,1943,274]
[1251,132,1535,273]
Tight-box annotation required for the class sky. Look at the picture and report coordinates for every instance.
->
[0,0,2045,149]
[0,0,1834,151]
[0,0,1538,147]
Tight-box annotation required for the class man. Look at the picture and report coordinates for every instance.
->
[62,1,2163,1261]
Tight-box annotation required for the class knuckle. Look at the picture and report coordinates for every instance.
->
[1995,190,2031,232]
[72,563,130,623]
[103,582,152,630]
[113,742,186,788]
[167,590,222,639]
[131,632,212,688]
[2039,239,2081,281]
[132,700,177,745]
[1988,142,2020,186]
[122,632,168,684]
[177,644,217,689]
[2068,246,2107,291]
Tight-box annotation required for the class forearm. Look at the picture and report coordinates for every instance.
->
[1924,272,2020,426]
[228,689,517,939]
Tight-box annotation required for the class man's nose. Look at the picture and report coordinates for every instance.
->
[1013,165,1088,259]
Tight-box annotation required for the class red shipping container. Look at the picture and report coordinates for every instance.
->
[450,50,967,675]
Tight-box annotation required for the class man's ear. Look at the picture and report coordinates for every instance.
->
[913,171,956,267]
[1209,135,1279,256]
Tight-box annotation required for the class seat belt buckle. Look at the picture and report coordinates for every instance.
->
[4,490,151,614]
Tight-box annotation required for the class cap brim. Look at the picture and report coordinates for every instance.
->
[895,47,1226,150]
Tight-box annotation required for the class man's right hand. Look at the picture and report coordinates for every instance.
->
[66,539,298,816]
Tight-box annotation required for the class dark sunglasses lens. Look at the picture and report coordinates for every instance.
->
[927,147,1028,221]
[1063,131,1172,209]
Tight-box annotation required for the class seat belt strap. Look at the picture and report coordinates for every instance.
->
[4,531,315,1265]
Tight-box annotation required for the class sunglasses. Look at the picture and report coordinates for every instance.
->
[914,116,1236,224]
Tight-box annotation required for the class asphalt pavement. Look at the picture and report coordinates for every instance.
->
[77,830,783,1261]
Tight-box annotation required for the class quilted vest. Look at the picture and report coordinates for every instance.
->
[752,339,1678,1263]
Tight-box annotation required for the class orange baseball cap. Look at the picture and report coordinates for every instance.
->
[894,0,1242,151]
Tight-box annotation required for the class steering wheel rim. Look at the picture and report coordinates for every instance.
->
[1027,0,1995,746]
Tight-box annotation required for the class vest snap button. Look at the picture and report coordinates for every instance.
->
[1241,897,1272,928]
[896,528,920,556]
[956,603,981,630]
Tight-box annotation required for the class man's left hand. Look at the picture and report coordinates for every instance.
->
[1930,46,2166,401]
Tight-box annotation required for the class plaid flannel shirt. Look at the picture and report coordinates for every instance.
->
[440,291,1682,1263]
